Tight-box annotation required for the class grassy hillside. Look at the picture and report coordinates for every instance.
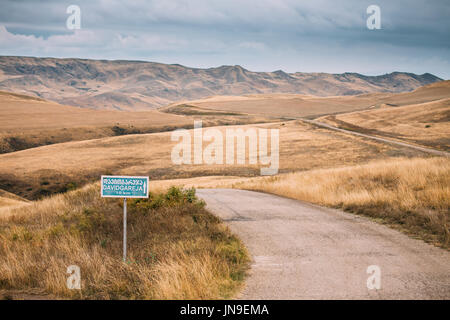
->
[318,97,450,151]
[0,186,248,299]
[163,94,383,118]
[0,90,279,154]
[0,90,190,153]
[0,121,428,200]
[164,80,449,120]
[231,157,450,249]
[1,80,447,154]
[380,80,450,106]
[0,189,29,209]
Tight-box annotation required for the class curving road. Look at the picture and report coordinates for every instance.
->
[197,189,450,299]
[301,119,450,157]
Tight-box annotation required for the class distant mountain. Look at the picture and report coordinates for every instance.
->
[0,56,442,110]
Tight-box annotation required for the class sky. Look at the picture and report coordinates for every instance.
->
[0,0,449,79]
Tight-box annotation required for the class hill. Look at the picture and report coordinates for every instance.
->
[0,120,431,201]
[164,80,450,119]
[317,81,450,151]
[163,93,385,119]
[0,188,29,209]
[0,56,442,110]
[0,90,191,153]
[0,90,276,153]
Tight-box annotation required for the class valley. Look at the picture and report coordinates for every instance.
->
[0,57,448,300]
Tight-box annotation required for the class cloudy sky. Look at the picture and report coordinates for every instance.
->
[0,0,449,78]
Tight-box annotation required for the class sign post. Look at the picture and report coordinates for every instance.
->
[123,198,127,262]
[101,175,149,262]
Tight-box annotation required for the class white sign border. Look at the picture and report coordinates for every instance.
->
[101,175,149,198]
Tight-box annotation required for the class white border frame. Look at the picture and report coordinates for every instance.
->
[101,175,149,198]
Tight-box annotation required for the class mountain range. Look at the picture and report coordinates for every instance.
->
[0,56,442,110]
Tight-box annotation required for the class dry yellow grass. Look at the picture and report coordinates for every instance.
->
[0,189,29,210]
[0,197,25,209]
[229,157,449,248]
[0,90,275,154]
[166,93,382,118]
[380,80,450,106]
[0,184,249,299]
[2,79,447,154]
[0,196,26,208]
[0,90,192,153]
[319,98,450,151]
[0,90,191,133]
[165,81,450,119]
[0,120,425,200]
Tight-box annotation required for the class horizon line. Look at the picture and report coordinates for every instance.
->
[0,54,444,80]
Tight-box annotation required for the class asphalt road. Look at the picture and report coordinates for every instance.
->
[197,189,450,299]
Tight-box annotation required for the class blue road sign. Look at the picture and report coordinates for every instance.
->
[101,175,149,198]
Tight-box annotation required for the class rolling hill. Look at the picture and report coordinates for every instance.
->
[317,82,450,151]
[0,90,280,153]
[0,90,192,153]
[163,80,450,119]
[0,56,442,110]
[0,188,29,209]
[0,120,429,201]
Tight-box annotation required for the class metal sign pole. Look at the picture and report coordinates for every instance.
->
[101,176,149,262]
[123,198,127,263]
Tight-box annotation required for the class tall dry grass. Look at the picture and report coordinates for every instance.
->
[233,157,450,248]
[0,184,248,299]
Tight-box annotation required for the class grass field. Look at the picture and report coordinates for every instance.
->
[0,120,427,200]
[1,80,449,299]
[318,98,450,151]
[164,81,450,119]
[163,93,383,118]
[0,91,278,154]
[0,189,29,209]
[0,185,249,299]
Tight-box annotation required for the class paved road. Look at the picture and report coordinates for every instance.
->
[197,189,450,299]
[301,119,450,157]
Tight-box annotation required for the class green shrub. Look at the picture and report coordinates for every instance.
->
[130,186,204,212]
[166,186,183,202]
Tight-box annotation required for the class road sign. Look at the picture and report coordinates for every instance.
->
[101,175,149,198]
[101,175,149,262]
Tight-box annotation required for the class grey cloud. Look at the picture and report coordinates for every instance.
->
[0,0,449,78]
